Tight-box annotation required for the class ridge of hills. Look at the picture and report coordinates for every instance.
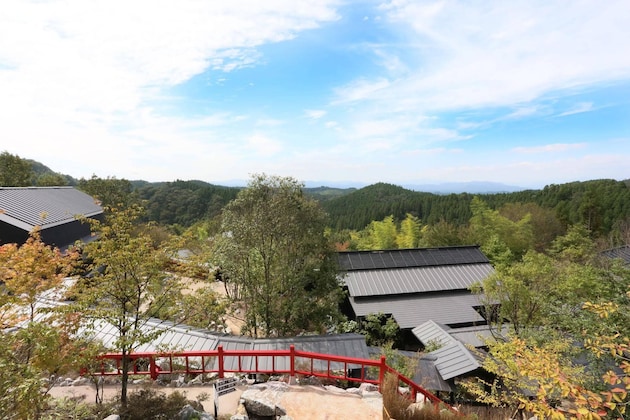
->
[17,158,630,235]
[28,159,524,195]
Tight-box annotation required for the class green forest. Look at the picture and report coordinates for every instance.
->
[2,151,629,250]
[2,151,630,418]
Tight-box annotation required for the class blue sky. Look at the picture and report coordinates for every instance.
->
[1,0,629,189]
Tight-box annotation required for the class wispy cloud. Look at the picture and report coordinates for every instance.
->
[246,133,283,157]
[332,0,630,125]
[558,102,595,117]
[0,0,627,187]
[305,109,327,119]
[0,0,340,179]
[332,77,391,104]
[513,143,588,154]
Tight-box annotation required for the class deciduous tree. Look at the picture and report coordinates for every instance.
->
[0,230,86,417]
[73,205,182,407]
[214,174,343,337]
[468,197,534,264]
[0,151,33,187]
[77,175,134,209]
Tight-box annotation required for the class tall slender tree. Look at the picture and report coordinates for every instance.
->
[73,205,182,407]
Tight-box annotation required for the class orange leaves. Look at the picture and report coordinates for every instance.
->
[0,230,77,323]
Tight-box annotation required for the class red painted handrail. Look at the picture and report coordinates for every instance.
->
[92,345,456,413]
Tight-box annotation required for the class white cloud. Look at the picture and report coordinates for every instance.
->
[512,143,588,154]
[558,102,595,117]
[340,1,630,111]
[0,0,339,180]
[305,109,327,119]
[256,118,285,127]
[332,77,391,104]
[246,133,283,157]
[408,147,463,156]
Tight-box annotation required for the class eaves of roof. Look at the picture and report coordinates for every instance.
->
[349,291,486,329]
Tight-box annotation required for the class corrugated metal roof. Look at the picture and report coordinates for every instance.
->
[78,315,370,372]
[447,324,506,348]
[343,263,494,297]
[350,291,486,329]
[429,341,481,380]
[413,354,453,392]
[601,245,630,265]
[82,318,220,353]
[0,187,102,231]
[412,320,505,349]
[338,246,488,271]
[202,334,370,372]
[411,321,484,380]
[411,320,456,348]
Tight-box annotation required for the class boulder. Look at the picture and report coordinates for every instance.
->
[324,385,347,395]
[176,404,214,420]
[345,387,363,396]
[240,381,288,417]
[72,377,89,387]
[230,402,249,420]
[358,382,379,393]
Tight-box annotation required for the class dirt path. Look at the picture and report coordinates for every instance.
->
[181,277,246,335]
[279,385,383,420]
[49,383,383,419]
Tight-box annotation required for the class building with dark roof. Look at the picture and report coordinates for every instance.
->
[0,186,103,249]
[338,246,494,346]
[601,244,630,265]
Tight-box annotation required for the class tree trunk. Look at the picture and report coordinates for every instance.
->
[121,349,129,408]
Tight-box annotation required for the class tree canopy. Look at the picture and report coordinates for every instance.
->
[0,151,33,187]
[214,174,343,337]
[71,205,182,407]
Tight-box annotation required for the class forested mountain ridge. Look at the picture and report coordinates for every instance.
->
[322,179,630,236]
[134,180,241,227]
[321,182,475,230]
[2,153,629,236]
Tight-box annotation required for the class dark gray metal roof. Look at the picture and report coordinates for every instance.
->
[350,291,486,329]
[429,340,481,380]
[368,347,453,393]
[412,320,456,348]
[601,245,630,265]
[411,320,503,349]
[412,320,484,380]
[209,334,370,372]
[447,324,506,348]
[338,246,488,271]
[343,263,494,297]
[0,187,102,231]
[84,318,220,353]
[413,354,453,393]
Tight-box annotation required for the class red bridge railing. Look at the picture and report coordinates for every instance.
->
[93,345,455,413]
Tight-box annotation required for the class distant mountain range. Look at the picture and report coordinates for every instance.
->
[401,181,526,194]
[217,179,526,194]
